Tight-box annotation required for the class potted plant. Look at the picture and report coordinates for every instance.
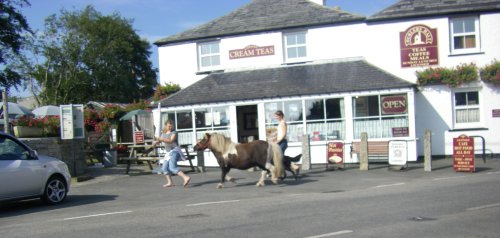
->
[13,116,44,138]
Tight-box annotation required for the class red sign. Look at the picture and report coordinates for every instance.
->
[392,127,409,137]
[400,24,439,68]
[493,109,500,118]
[327,142,343,164]
[381,95,407,114]
[229,45,275,59]
[134,131,144,144]
[453,134,475,172]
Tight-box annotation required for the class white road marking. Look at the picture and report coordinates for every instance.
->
[433,175,468,181]
[305,230,354,238]
[186,200,240,207]
[63,211,133,221]
[466,203,500,211]
[486,171,500,175]
[373,182,405,188]
[286,193,308,197]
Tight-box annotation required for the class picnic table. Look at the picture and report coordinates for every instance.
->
[119,141,197,174]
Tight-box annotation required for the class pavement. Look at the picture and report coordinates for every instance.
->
[73,155,500,187]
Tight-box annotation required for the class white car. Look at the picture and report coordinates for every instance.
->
[0,132,71,204]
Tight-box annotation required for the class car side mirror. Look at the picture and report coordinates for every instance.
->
[29,149,39,160]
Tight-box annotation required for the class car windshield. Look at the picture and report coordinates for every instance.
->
[0,136,30,160]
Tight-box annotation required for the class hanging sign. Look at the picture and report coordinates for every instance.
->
[400,24,438,68]
[134,131,145,144]
[453,134,475,172]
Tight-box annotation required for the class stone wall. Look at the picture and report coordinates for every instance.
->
[20,138,86,176]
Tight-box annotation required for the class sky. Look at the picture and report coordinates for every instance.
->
[13,0,398,97]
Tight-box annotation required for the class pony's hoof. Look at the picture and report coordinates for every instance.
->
[216,183,224,189]
[271,178,279,184]
[256,182,265,187]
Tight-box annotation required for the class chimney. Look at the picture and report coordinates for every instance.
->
[309,0,326,6]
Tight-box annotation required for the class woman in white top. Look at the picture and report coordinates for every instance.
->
[275,110,300,174]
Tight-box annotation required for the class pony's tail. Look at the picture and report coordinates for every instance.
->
[271,143,284,178]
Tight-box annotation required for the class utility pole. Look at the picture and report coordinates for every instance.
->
[2,91,9,133]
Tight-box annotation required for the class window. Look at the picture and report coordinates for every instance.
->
[454,91,480,125]
[450,16,480,54]
[195,106,231,140]
[161,107,231,145]
[265,101,304,143]
[198,41,220,70]
[0,136,29,160]
[306,98,345,141]
[353,94,409,139]
[264,98,346,143]
[284,32,307,62]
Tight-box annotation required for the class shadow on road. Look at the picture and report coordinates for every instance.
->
[0,194,118,218]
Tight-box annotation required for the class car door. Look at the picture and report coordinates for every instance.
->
[0,135,45,200]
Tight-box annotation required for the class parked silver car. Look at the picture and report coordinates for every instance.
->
[0,132,71,204]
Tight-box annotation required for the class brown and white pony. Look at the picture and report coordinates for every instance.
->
[194,133,284,189]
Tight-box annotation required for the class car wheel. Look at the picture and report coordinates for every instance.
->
[42,175,67,204]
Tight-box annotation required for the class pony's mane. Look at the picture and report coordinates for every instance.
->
[209,133,236,153]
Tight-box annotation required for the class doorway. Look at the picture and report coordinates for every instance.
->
[236,105,258,143]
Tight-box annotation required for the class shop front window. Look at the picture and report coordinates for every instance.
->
[194,106,231,141]
[159,111,192,145]
[306,98,345,141]
[266,102,304,143]
[353,94,409,139]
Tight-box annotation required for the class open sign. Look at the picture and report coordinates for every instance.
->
[381,95,407,114]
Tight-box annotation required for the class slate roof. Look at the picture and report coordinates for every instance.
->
[155,0,365,46]
[158,60,415,107]
[369,0,500,21]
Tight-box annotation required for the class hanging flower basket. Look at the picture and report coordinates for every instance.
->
[480,60,500,85]
[416,63,478,87]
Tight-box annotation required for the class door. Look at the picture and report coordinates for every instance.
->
[236,105,258,143]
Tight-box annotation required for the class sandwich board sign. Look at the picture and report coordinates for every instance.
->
[453,134,475,172]
[388,140,408,166]
[60,104,85,139]
[326,141,344,169]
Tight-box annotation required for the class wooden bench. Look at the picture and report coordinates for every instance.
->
[351,141,389,160]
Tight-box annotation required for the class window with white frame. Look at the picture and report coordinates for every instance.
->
[305,98,345,141]
[160,111,193,145]
[284,32,307,62]
[265,101,304,143]
[352,94,409,139]
[449,16,480,54]
[160,107,231,145]
[194,106,231,140]
[454,91,480,125]
[198,41,220,70]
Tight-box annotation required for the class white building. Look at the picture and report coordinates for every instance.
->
[154,0,500,166]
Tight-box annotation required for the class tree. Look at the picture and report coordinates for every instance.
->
[152,82,181,101]
[0,0,31,92]
[33,6,157,105]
